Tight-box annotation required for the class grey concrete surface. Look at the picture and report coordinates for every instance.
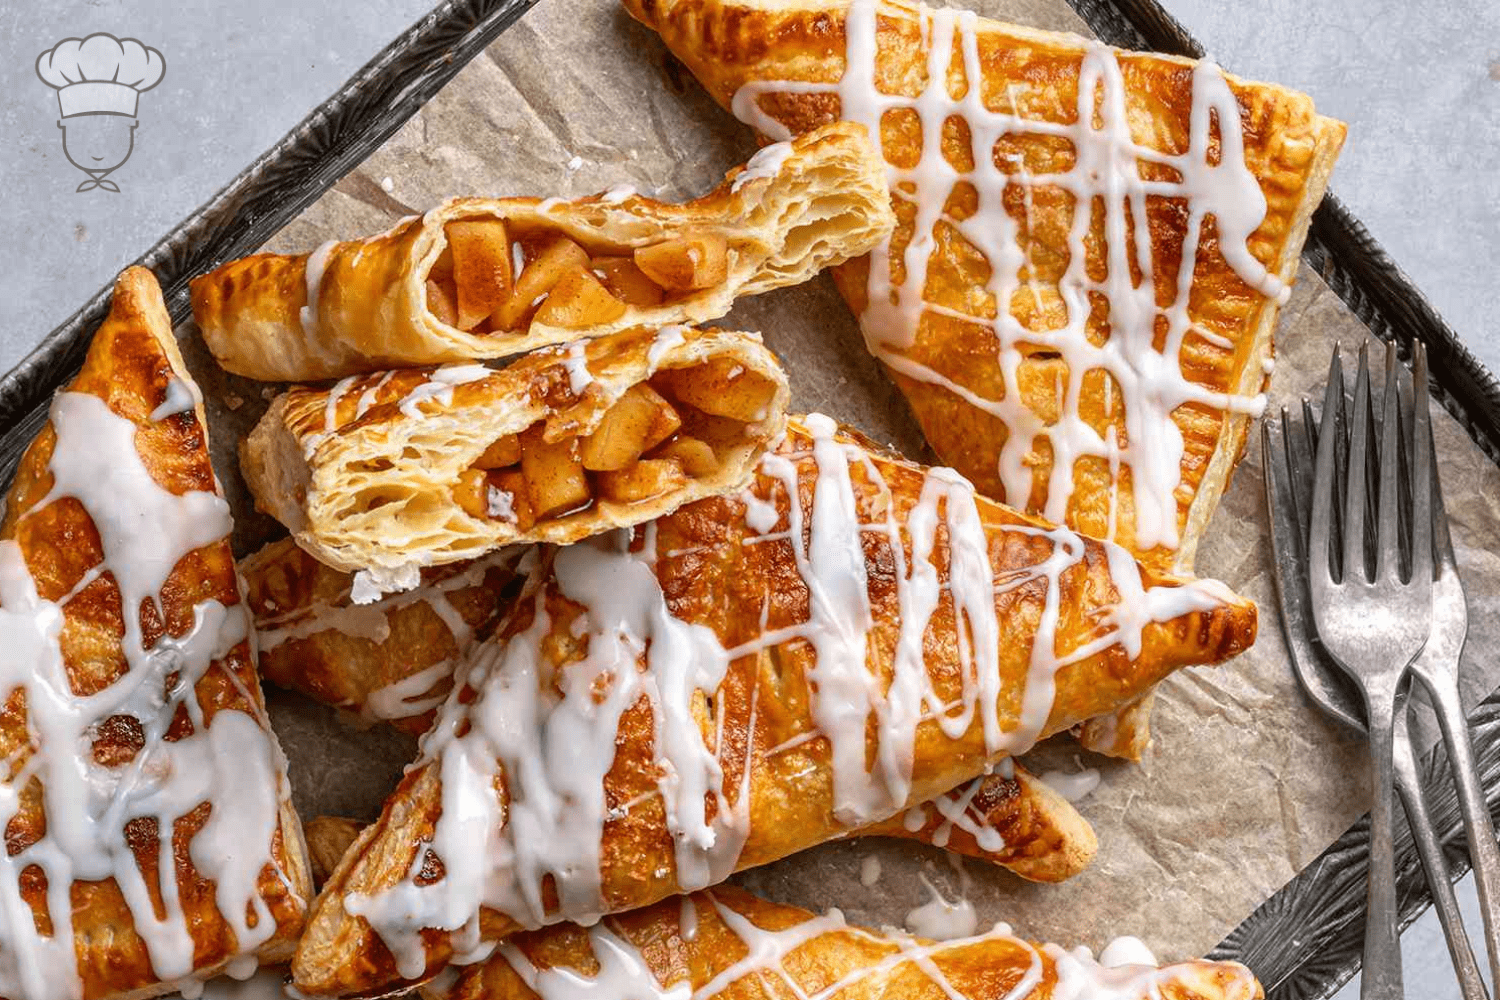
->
[1166,0,1500,373]
[0,1,1495,998]
[0,0,434,373]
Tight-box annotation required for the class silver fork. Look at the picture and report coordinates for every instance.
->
[1263,340,1490,999]
[1308,341,1434,999]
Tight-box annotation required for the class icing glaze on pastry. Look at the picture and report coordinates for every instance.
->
[730,0,1281,554]
[0,271,306,999]
[313,416,1249,989]
[434,887,1260,1000]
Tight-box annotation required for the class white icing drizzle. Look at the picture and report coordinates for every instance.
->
[303,375,358,457]
[0,391,287,1000]
[355,370,398,419]
[345,532,751,975]
[647,325,689,370]
[730,0,1284,552]
[397,364,493,421]
[904,873,978,940]
[299,240,338,337]
[150,377,200,422]
[730,140,794,194]
[1098,936,1159,969]
[601,184,637,204]
[927,778,1005,852]
[564,341,595,396]
[486,485,517,523]
[341,415,1235,973]
[493,892,1249,1000]
[859,854,882,887]
[1038,766,1101,803]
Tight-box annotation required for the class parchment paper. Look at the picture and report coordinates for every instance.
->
[172,0,1500,966]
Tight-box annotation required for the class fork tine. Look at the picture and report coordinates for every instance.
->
[1375,344,1403,579]
[1277,408,1301,546]
[1300,396,1333,557]
[1410,340,1436,580]
[1344,343,1374,583]
[1310,346,1344,585]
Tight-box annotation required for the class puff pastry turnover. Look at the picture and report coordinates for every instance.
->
[242,325,788,600]
[625,0,1346,576]
[190,122,894,381]
[240,539,530,733]
[0,268,312,1000]
[290,414,1254,996]
[423,885,1262,1000]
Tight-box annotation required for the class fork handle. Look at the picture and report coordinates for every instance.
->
[1416,666,1500,989]
[1394,696,1490,1000]
[1362,686,1405,1000]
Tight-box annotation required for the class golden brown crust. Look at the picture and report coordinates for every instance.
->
[190,123,894,381]
[240,539,528,734]
[0,267,312,1000]
[241,326,789,583]
[861,766,1097,882]
[425,886,1263,1000]
[291,416,1254,996]
[624,0,1345,576]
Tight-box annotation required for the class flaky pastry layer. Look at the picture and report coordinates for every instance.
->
[241,325,789,594]
[190,122,894,381]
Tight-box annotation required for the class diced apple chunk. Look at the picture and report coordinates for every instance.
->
[492,236,590,331]
[654,363,776,423]
[597,459,687,504]
[534,267,627,328]
[473,433,521,469]
[633,232,728,292]
[445,220,514,331]
[426,278,459,328]
[652,435,719,476]
[519,426,591,519]
[580,384,682,471]
[453,468,490,519]
[591,256,665,307]
[490,469,536,531]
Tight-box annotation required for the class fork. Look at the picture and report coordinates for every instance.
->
[1308,341,1434,999]
[1263,341,1490,999]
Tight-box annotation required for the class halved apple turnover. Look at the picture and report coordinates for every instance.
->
[191,122,894,380]
[242,326,787,600]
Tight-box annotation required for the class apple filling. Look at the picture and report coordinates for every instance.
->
[450,359,777,527]
[425,217,731,336]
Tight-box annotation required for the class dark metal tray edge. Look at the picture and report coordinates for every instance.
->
[1065,1,1500,997]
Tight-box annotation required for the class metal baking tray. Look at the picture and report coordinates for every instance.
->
[2,1,1495,998]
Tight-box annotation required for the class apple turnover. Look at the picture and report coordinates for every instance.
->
[0,268,312,1000]
[190,122,894,380]
[241,325,788,600]
[241,539,531,733]
[628,0,1345,571]
[422,885,1261,1000]
[290,414,1254,996]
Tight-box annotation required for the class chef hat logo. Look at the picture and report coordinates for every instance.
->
[37,34,165,118]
